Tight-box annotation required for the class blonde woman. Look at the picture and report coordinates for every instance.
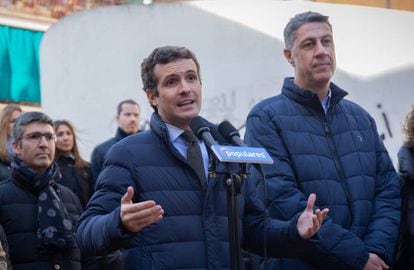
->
[0,104,22,181]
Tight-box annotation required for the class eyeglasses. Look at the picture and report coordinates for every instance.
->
[22,132,57,143]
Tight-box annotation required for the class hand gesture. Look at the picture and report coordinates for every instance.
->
[297,193,329,239]
[363,253,389,270]
[120,186,164,233]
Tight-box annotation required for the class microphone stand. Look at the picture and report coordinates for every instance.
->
[223,165,246,270]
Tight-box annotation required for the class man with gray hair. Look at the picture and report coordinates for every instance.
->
[245,11,400,269]
[0,111,82,270]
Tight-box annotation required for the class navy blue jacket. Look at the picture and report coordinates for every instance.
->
[245,78,401,269]
[77,113,310,270]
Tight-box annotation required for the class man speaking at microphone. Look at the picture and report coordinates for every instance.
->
[76,45,328,270]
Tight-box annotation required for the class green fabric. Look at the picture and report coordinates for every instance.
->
[0,25,43,104]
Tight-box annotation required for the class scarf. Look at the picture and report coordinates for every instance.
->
[11,157,76,249]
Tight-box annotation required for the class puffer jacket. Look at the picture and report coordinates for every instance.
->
[76,113,309,270]
[394,144,414,269]
[0,169,82,270]
[245,77,401,269]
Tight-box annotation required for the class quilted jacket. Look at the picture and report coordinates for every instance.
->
[76,113,307,270]
[245,78,401,269]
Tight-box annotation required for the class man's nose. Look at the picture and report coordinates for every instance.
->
[180,79,191,93]
[315,42,328,56]
[38,135,49,146]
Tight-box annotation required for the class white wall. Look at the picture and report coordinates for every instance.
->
[40,0,414,165]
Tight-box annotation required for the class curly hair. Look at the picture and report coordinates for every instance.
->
[402,105,414,149]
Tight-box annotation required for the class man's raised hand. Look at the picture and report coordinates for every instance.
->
[120,186,164,233]
[297,193,329,239]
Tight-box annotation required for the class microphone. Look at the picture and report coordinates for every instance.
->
[189,116,219,149]
[218,120,265,177]
[190,117,273,169]
[218,120,247,147]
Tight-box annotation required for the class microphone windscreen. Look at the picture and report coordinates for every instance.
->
[189,116,210,138]
[218,120,239,139]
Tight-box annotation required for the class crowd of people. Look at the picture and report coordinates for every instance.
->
[0,10,412,270]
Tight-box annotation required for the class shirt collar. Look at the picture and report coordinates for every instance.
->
[321,88,332,113]
[165,123,185,143]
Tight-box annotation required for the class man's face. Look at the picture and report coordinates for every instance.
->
[147,58,201,130]
[13,122,56,174]
[116,103,140,135]
[284,22,336,90]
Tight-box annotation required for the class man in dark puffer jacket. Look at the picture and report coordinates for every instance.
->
[76,45,330,270]
[245,11,400,270]
[0,112,82,270]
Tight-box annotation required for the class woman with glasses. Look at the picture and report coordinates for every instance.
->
[54,120,92,208]
[0,104,22,181]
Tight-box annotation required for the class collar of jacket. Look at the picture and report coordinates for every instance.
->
[115,127,133,141]
[282,77,348,111]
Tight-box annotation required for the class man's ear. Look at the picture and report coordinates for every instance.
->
[12,141,21,156]
[146,89,157,107]
[284,49,295,67]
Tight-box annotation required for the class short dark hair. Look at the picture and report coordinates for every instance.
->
[117,99,140,116]
[141,45,201,98]
[12,111,54,146]
[284,11,332,49]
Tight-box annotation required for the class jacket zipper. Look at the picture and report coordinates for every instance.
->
[322,119,354,226]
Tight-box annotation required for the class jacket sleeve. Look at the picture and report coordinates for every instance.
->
[242,173,308,258]
[362,116,401,265]
[76,148,136,256]
[245,111,370,269]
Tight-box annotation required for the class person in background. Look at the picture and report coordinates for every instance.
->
[89,100,140,270]
[90,99,141,184]
[54,120,92,209]
[54,119,123,270]
[245,11,400,269]
[394,105,414,269]
[76,45,329,270]
[0,104,22,181]
[0,111,82,270]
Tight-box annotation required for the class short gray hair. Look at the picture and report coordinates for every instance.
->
[13,112,54,145]
[284,11,332,49]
